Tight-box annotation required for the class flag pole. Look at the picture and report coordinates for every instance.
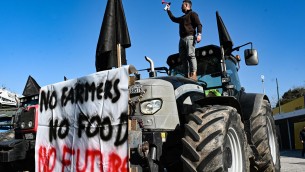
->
[117,43,121,67]
[116,0,121,68]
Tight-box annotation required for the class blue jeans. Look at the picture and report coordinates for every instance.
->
[179,35,197,77]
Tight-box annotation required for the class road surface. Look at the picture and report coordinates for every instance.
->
[280,150,305,172]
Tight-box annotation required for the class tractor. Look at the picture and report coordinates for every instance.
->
[128,12,280,172]
[0,76,40,171]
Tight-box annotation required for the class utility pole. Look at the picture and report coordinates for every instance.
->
[276,78,281,114]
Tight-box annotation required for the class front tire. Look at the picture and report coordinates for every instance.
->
[250,100,280,171]
[181,105,249,172]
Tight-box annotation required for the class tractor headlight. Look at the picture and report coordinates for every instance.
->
[28,121,33,128]
[21,122,25,129]
[140,99,162,115]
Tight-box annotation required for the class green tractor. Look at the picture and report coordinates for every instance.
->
[128,12,280,172]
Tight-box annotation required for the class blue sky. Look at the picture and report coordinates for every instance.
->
[1,0,305,107]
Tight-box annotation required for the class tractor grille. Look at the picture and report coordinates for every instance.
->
[16,107,35,130]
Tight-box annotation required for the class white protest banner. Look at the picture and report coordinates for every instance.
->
[35,66,129,172]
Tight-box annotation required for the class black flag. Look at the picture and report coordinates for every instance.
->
[216,11,233,54]
[96,0,131,72]
[22,75,41,96]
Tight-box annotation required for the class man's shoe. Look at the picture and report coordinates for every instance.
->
[190,71,197,81]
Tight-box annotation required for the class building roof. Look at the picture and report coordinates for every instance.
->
[273,108,305,121]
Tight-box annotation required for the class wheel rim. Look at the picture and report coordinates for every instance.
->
[226,127,243,172]
[267,117,277,165]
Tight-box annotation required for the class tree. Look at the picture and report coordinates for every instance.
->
[275,87,305,107]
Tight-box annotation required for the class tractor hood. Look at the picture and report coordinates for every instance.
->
[151,76,201,90]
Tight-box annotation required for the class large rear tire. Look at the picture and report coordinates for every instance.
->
[181,105,249,172]
[250,100,280,171]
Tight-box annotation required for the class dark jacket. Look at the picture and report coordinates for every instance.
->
[300,129,305,141]
[167,10,202,38]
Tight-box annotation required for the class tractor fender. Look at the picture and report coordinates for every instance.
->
[239,93,276,168]
[195,96,242,118]
[239,92,270,121]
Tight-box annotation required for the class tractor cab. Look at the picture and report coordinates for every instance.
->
[167,44,258,97]
[167,45,240,96]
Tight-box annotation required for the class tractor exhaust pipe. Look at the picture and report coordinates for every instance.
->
[145,56,156,77]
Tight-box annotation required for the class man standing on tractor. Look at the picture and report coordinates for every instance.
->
[165,0,202,81]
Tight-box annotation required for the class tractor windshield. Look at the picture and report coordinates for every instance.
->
[197,56,222,90]
[168,45,241,96]
[169,55,241,96]
[20,95,39,108]
[225,58,242,92]
[170,56,222,89]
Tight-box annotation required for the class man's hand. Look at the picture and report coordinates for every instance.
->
[165,4,170,11]
[197,35,201,43]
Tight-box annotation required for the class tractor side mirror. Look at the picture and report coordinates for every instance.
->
[244,49,258,65]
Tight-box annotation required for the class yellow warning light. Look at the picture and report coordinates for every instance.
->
[161,132,166,142]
